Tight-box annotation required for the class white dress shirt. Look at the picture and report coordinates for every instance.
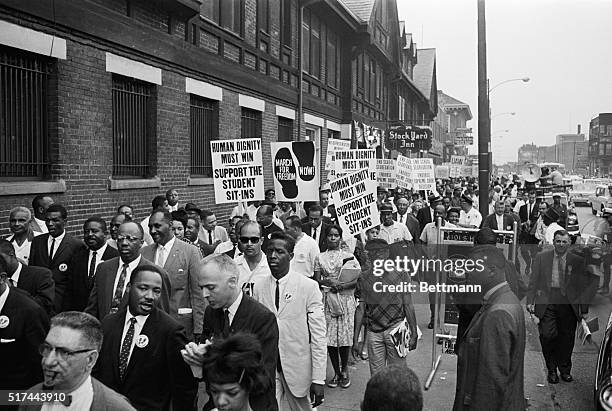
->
[113,256,142,299]
[234,253,271,296]
[41,376,94,411]
[48,231,66,259]
[513,200,526,214]
[544,222,564,246]
[7,235,31,265]
[168,203,178,212]
[121,310,149,365]
[459,207,483,228]
[420,222,456,245]
[310,224,323,242]
[0,285,9,313]
[10,262,23,287]
[379,221,413,244]
[496,214,505,230]
[290,234,320,278]
[226,291,244,325]
[199,225,229,245]
[34,217,48,234]
[88,243,108,274]
[155,236,176,267]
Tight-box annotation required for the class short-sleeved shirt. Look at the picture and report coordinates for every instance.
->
[358,268,410,333]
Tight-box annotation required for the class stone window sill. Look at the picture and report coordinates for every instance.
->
[0,180,67,196]
[187,177,214,186]
[108,176,161,190]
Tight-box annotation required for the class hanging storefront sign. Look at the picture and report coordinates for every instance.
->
[385,124,432,153]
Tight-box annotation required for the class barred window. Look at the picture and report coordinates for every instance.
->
[241,108,262,139]
[278,117,293,142]
[112,75,155,178]
[190,96,218,176]
[0,46,51,179]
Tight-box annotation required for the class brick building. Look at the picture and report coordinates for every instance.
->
[0,0,437,236]
[589,113,612,177]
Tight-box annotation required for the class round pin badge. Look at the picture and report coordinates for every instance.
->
[0,315,9,329]
[135,334,149,348]
[59,263,68,272]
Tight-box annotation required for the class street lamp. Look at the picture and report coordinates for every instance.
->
[489,77,530,94]
[491,112,516,119]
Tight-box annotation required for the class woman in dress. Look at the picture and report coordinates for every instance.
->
[317,224,360,389]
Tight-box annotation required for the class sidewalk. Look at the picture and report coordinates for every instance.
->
[321,291,555,411]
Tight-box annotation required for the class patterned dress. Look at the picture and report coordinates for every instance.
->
[318,249,360,347]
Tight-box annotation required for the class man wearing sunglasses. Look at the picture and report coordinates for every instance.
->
[0,269,49,397]
[234,221,271,297]
[22,312,134,410]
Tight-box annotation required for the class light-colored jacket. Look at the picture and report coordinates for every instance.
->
[252,271,326,397]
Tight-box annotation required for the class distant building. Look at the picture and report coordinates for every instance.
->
[589,113,612,177]
[555,133,587,175]
[436,91,473,162]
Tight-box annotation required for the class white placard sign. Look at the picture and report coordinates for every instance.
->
[450,155,466,166]
[270,141,319,201]
[376,159,396,189]
[395,154,413,189]
[411,158,437,191]
[211,138,265,204]
[436,165,450,179]
[333,149,376,180]
[325,139,351,171]
[449,165,462,178]
[330,169,380,236]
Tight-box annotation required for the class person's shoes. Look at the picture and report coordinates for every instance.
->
[428,321,434,329]
[560,373,573,382]
[547,371,559,384]
[340,372,351,388]
[327,375,339,388]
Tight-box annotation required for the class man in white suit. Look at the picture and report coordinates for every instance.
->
[252,231,326,411]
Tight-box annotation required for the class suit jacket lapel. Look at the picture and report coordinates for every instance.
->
[104,259,120,312]
[51,236,69,264]
[545,252,554,287]
[111,310,127,384]
[124,309,159,383]
[165,240,181,270]
[278,274,298,316]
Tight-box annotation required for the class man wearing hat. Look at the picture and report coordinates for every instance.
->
[550,194,568,228]
[450,185,463,208]
[377,188,392,211]
[543,208,564,246]
[417,194,443,232]
[458,194,482,228]
[378,203,413,245]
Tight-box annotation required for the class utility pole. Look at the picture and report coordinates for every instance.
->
[477,0,490,217]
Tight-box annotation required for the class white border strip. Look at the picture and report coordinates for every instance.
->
[239,94,265,112]
[105,52,162,85]
[186,77,223,101]
[275,105,296,120]
[304,113,324,127]
[326,120,341,131]
[0,20,66,59]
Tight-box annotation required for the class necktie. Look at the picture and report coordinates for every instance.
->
[399,214,404,224]
[119,317,137,380]
[222,309,231,338]
[9,278,15,287]
[275,280,280,310]
[156,246,166,267]
[559,254,566,294]
[88,251,98,279]
[111,264,129,313]
[49,238,56,260]
[208,230,213,244]
[312,229,317,241]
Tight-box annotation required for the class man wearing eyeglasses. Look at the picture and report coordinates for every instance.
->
[0,269,49,398]
[86,222,171,321]
[234,221,271,297]
[22,312,134,410]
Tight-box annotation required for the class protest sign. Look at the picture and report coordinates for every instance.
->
[376,159,396,189]
[211,138,265,204]
[411,158,437,191]
[472,165,479,177]
[450,155,466,166]
[449,165,462,178]
[436,165,450,179]
[462,165,473,177]
[329,169,380,236]
[270,141,319,201]
[395,154,413,189]
[325,139,351,171]
[333,149,376,180]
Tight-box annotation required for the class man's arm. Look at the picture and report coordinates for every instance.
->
[31,268,55,316]
[306,281,327,383]
[527,253,542,308]
[84,273,100,320]
[256,310,279,386]
[24,304,50,388]
[187,246,206,338]
[167,325,198,411]
[352,299,365,358]
[401,284,418,350]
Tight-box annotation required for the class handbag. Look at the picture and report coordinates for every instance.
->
[326,292,345,317]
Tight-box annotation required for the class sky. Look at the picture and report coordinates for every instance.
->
[398,0,612,164]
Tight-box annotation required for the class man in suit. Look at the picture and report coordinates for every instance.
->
[184,216,211,257]
[94,265,198,411]
[302,205,330,252]
[0,239,55,317]
[141,209,205,342]
[481,200,515,231]
[417,194,442,232]
[86,221,171,321]
[183,253,279,411]
[29,195,54,235]
[527,230,598,384]
[68,216,119,311]
[107,213,127,250]
[453,246,525,411]
[393,196,421,243]
[199,209,229,250]
[21,311,135,411]
[7,206,38,265]
[519,190,540,275]
[0,269,49,395]
[252,231,326,411]
[257,204,284,252]
[166,188,180,212]
[141,196,169,246]
[29,204,83,313]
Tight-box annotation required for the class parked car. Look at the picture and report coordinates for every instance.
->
[590,185,612,216]
[570,180,601,206]
[595,312,612,410]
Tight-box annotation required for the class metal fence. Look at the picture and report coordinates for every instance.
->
[190,95,217,177]
[241,108,261,139]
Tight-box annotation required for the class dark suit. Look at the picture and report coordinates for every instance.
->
[417,206,435,232]
[302,222,329,252]
[527,249,598,374]
[392,212,421,244]
[0,287,49,391]
[481,213,515,231]
[453,284,525,411]
[518,202,540,274]
[68,245,119,311]
[14,264,55,317]
[202,294,279,411]
[85,256,172,321]
[29,233,83,313]
[95,307,198,411]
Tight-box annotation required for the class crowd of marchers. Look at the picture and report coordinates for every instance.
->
[0,176,603,411]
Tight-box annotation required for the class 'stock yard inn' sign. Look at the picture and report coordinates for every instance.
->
[385,124,432,153]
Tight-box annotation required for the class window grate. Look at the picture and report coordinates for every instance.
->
[190,95,217,176]
[241,108,262,139]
